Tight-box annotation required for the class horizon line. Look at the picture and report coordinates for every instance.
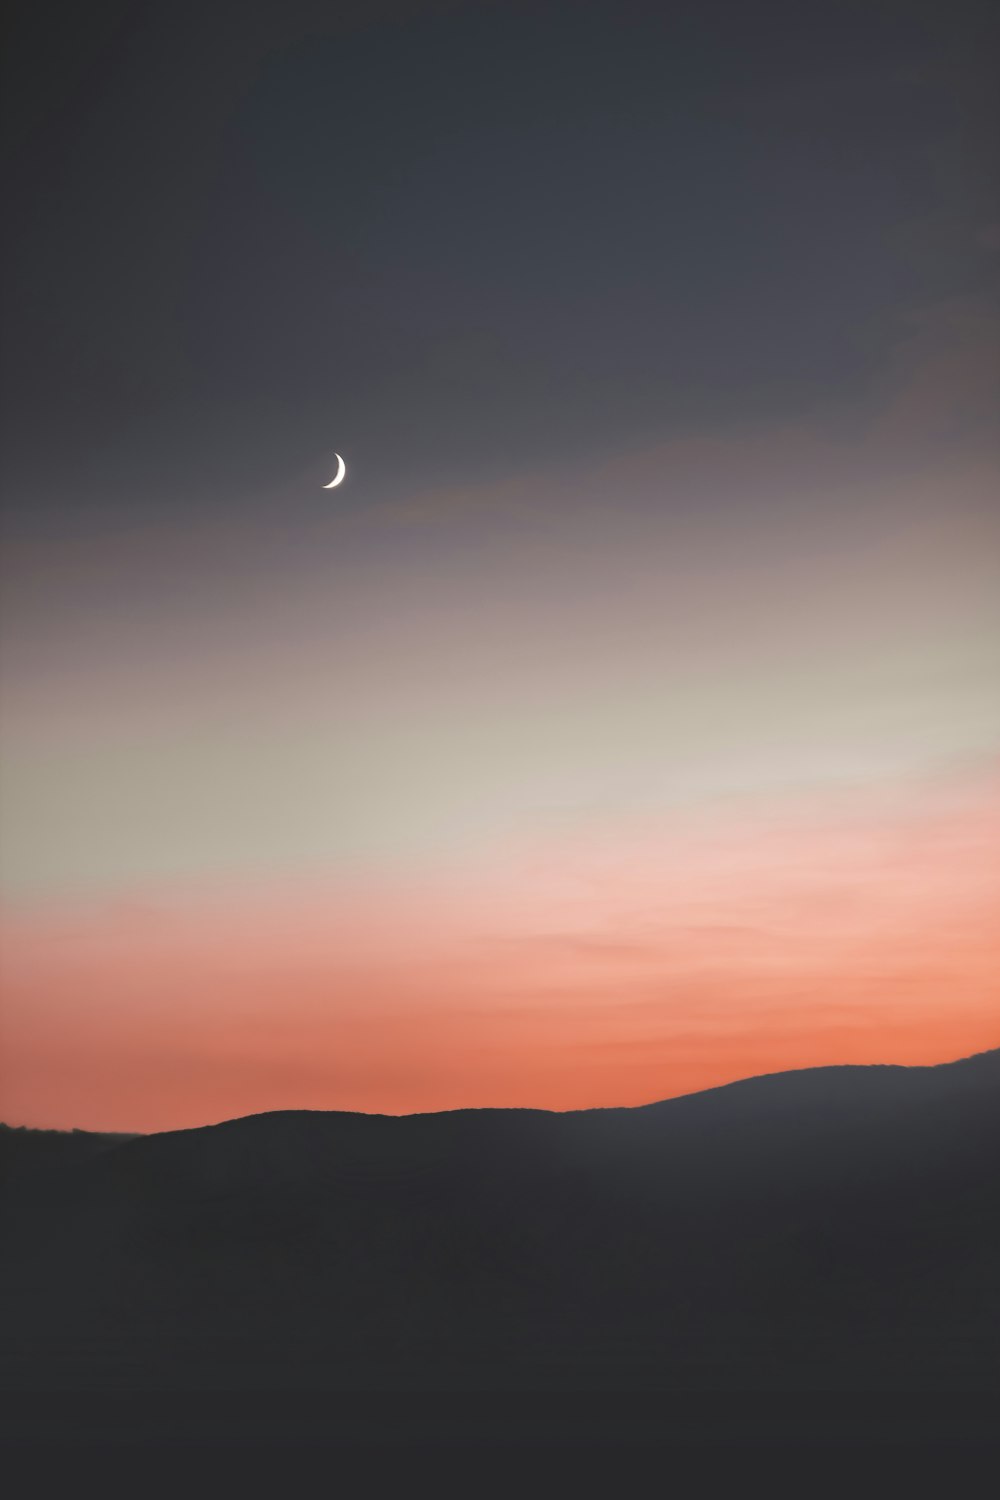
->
[4,1042,996,1139]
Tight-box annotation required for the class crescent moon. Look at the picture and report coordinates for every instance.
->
[323,453,346,489]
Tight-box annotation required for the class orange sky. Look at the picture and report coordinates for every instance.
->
[3,765,997,1131]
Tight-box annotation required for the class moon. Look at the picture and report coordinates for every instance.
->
[323,453,346,489]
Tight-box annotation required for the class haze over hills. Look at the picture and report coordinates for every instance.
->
[2,1049,998,1446]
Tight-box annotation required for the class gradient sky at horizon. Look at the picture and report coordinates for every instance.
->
[2,0,998,1130]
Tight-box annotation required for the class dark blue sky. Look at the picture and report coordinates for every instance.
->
[2,0,997,524]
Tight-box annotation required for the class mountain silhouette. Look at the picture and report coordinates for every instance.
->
[0,1124,139,1182]
[2,1050,998,1447]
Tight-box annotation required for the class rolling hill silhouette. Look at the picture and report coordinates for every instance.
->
[2,1050,998,1445]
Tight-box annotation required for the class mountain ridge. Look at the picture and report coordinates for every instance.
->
[6,1043,996,1150]
[2,1042,997,1441]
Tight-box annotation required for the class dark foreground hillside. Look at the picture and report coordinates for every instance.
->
[2,1050,998,1447]
[0,1124,140,1181]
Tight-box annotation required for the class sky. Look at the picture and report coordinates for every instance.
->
[1,0,998,1131]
